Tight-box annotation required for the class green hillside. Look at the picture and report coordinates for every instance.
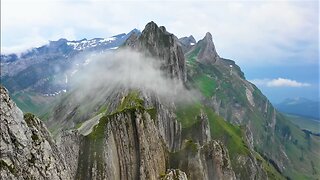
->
[185,46,320,179]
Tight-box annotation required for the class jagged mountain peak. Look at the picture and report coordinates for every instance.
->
[141,21,173,39]
[144,21,160,31]
[194,31,220,65]
[126,21,186,82]
[188,35,196,42]
[178,35,196,53]
[179,35,196,45]
[204,32,213,40]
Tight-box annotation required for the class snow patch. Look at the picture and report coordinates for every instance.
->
[99,37,116,43]
[67,36,117,50]
[43,89,67,97]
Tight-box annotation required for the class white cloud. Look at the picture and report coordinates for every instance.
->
[1,0,318,67]
[70,49,199,103]
[250,78,311,87]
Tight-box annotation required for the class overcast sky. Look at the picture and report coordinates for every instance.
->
[1,0,319,103]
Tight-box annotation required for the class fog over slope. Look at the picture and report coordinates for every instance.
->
[69,48,198,102]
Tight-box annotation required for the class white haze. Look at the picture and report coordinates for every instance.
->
[69,48,198,103]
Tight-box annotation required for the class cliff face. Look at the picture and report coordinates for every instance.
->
[126,21,187,82]
[54,89,238,180]
[72,107,167,180]
[187,32,220,65]
[0,86,70,180]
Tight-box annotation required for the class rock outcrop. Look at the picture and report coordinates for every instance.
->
[0,86,70,180]
[171,140,236,180]
[191,32,220,65]
[179,35,196,53]
[161,169,188,180]
[74,106,167,180]
[126,21,187,82]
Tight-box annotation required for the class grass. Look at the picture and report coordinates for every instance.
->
[204,107,249,157]
[186,46,201,66]
[253,151,285,180]
[284,113,320,133]
[185,45,320,179]
[116,90,144,112]
[175,102,202,129]
[175,102,250,168]
[194,74,216,97]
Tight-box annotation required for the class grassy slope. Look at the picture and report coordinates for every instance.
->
[185,47,320,179]
[11,91,56,118]
[284,113,320,133]
[175,102,283,179]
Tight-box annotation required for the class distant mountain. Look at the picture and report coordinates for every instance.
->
[1,28,140,64]
[0,29,141,114]
[178,35,196,53]
[275,97,319,120]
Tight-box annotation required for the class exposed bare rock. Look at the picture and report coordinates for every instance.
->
[125,21,187,83]
[0,86,70,180]
[195,32,220,65]
[74,106,167,180]
[161,169,188,180]
[246,88,255,107]
[179,35,196,53]
[57,130,81,179]
[171,140,236,180]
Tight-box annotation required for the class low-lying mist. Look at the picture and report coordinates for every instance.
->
[69,48,198,104]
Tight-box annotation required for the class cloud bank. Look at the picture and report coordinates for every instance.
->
[250,78,311,87]
[69,49,197,103]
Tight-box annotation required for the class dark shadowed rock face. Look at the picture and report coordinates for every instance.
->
[126,21,187,83]
[179,35,196,53]
[0,86,70,180]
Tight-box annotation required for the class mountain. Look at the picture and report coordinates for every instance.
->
[275,97,320,120]
[0,86,70,179]
[0,29,141,115]
[179,35,196,53]
[1,21,319,179]
[184,31,320,179]
[41,21,279,179]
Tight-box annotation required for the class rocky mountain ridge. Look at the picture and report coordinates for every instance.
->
[0,86,70,179]
[1,21,319,180]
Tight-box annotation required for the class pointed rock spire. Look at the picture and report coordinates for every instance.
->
[196,32,220,65]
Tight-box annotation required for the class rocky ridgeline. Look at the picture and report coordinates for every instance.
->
[0,86,70,179]
[125,21,187,82]
[0,85,237,179]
